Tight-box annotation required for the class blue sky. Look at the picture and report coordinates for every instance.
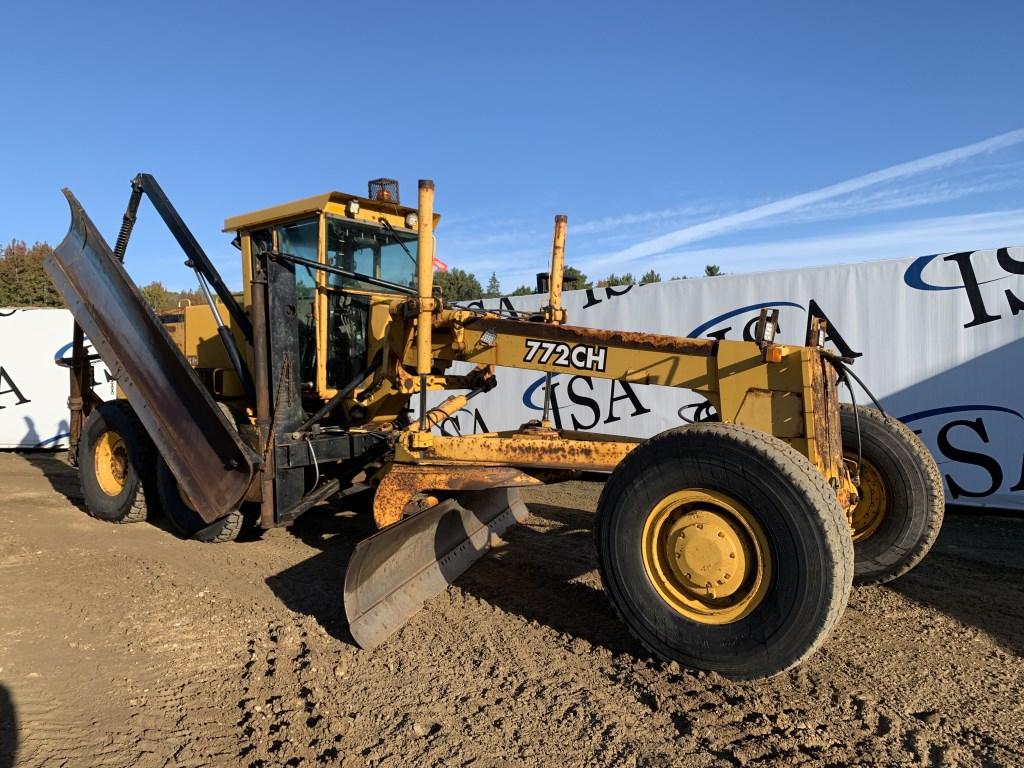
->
[2,1,1023,292]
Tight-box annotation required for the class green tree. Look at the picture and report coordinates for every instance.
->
[562,265,591,290]
[640,269,661,285]
[434,268,484,301]
[140,281,172,310]
[599,272,635,287]
[510,285,535,296]
[484,272,501,298]
[139,282,205,310]
[704,264,722,277]
[0,240,63,307]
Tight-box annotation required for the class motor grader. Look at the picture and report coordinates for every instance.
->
[45,174,944,680]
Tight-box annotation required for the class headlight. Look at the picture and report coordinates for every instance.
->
[405,212,419,229]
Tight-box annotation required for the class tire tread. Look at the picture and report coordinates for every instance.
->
[840,403,944,585]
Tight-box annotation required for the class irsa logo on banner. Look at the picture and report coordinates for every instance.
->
[522,373,651,431]
[904,246,1024,329]
[901,404,1024,501]
[687,301,804,341]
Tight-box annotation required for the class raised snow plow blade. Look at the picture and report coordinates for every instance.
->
[343,488,528,649]
[44,189,257,522]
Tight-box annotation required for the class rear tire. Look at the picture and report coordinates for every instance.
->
[155,401,246,543]
[840,404,944,585]
[595,423,853,680]
[77,400,156,523]
[156,460,246,543]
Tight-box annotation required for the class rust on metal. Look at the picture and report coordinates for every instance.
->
[463,317,716,357]
[373,463,542,528]
[398,431,640,473]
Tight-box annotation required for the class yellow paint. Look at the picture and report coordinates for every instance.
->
[223,191,440,234]
[416,181,436,379]
[545,215,567,324]
[315,213,328,394]
[641,488,771,624]
[847,454,888,542]
[240,233,254,308]
[94,430,128,496]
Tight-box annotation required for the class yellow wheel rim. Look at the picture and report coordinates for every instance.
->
[846,453,887,542]
[94,431,128,497]
[641,488,772,625]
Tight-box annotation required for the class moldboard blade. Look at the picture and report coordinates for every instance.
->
[343,488,528,649]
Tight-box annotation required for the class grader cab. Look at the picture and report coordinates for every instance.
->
[45,174,944,680]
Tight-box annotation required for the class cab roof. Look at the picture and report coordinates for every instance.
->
[223,191,437,233]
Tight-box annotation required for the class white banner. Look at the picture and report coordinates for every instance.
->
[0,308,114,450]
[3,246,1022,509]
[446,247,1024,511]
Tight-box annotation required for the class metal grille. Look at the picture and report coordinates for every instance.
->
[368,178,400,204]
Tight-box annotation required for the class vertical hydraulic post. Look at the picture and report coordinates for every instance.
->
[415,180,436,430]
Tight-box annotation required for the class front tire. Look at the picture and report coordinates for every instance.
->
[840,404,944,585]
[77,401,156,523]
[595,423,853,680]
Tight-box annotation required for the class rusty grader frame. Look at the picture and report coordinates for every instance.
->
[46,173,887,675]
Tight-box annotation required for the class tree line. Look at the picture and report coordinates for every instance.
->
[2,239,724,308]
[1,240,205,310]
[435,263,724,301]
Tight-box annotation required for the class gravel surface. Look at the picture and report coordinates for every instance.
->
[0,452,1022,767]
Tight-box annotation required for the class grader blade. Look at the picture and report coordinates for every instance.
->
[344,488,528,649]
[45,189,257,522]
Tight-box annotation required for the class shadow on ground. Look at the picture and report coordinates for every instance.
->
[18,452,87,514]
[0,683,16,768]
[264,492,378,647]
[889,509,1024,657]
[457,500,645,658]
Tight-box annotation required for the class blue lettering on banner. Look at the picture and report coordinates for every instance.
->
[900,404,1024,500]
[53,340,78,364]
[54,337,113,384]
[688,301,804,340]
[903,248,1024,329]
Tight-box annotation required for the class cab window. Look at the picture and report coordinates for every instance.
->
[276,218,318,388]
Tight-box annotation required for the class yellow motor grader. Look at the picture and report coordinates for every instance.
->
[45,174,943,680]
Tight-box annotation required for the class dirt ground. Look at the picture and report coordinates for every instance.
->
[0,452,1022,768]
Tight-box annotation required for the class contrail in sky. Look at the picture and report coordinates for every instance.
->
[596,127,1024,266]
